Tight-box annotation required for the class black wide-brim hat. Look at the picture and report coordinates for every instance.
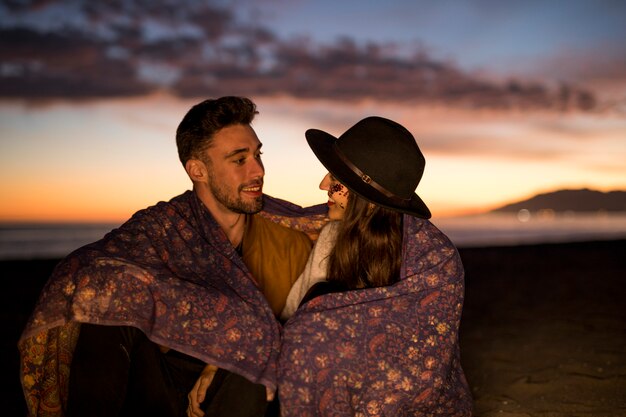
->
[306,116,431,218]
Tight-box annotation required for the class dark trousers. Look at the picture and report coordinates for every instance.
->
[67,324,273,417]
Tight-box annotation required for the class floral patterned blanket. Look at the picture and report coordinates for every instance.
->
[278,215,473,416]
[18,190,326,417]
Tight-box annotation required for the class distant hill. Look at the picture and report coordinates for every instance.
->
[492,189,626,213]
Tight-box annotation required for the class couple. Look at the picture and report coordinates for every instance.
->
[19,96,472,417]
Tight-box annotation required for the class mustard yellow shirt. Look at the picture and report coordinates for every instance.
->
[242,214,312,316]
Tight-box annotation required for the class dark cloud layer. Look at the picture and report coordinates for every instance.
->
[0,0,607,111]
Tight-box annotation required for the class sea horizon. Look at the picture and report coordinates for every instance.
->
[2,212,626,261]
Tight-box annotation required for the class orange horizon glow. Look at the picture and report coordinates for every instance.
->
[1,182,624,223]
[1,95,625,223]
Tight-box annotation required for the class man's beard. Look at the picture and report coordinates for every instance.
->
[209,178,263,214]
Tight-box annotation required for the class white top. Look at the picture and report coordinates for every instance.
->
[280,221,339,321]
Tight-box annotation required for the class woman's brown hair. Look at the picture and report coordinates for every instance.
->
[326,193,404,289]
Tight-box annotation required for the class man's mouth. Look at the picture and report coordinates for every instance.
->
[242,185,261,192]
[241,183,263,195]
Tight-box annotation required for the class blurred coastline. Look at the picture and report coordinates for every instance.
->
[435,211,626,247]
[2,211,626,260]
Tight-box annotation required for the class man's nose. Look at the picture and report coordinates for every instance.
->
[249,158,265,178]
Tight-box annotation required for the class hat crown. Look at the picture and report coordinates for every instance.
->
[305,115,431,218]
[334,117,425,198]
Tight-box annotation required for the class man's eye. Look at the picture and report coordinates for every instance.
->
[255,151,263,159]
[234,157,246,165]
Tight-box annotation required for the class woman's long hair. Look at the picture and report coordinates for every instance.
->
[326,193,404,289]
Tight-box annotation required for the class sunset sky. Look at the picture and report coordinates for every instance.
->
[1,0,625,222]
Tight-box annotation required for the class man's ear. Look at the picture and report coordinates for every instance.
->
[185,159,207,183]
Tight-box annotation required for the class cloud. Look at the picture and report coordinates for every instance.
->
[0,0,614,112]
[0,27,152,98]
[525,41,626,107]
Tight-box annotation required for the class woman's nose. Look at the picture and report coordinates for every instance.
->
[319,173,331,190]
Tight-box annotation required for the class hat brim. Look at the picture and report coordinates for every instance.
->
[306,129,432,219]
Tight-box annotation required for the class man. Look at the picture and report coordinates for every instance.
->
[19,97,327,417]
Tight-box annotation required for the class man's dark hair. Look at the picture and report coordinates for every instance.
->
[176,96,258,165]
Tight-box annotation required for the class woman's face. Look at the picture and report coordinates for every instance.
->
[319,172,349,220]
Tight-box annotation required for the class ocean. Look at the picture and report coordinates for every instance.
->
[0,222,121,260]
[1,212,626,260]
[433,212,626,247]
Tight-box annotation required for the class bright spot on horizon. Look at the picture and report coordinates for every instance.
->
[517,209,531,222]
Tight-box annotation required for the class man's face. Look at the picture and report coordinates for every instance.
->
[201,124,265,214]
[319,172,349,220]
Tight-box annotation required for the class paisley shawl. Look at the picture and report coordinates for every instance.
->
[278,215,472,416]
[18,190,327,417]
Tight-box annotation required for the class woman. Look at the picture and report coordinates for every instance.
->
[279,172,344,321]
[278,117,473,416]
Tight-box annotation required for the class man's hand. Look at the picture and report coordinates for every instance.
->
[266,386,275,402]
[187,364,218,417]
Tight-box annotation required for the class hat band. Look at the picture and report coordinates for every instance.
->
[332,143,411,203]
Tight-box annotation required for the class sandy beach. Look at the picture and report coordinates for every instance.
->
[2,239,625,416]
[459,240,626,416]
